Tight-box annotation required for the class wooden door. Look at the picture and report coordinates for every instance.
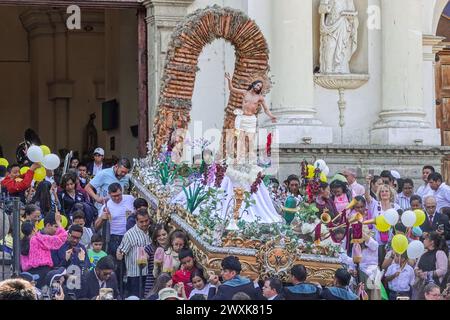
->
[436,50,450,183]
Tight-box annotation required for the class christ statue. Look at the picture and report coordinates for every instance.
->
[225,72,277,164]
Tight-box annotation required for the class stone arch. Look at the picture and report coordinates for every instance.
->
[432,0,449,34]
[152,5,270,156]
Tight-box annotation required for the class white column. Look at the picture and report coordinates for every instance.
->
[371,0,441,146]
[262,0,333,144]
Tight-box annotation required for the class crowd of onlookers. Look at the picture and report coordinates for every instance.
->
[0,146,450,300]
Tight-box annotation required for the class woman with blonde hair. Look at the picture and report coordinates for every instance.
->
[364,176,400,265]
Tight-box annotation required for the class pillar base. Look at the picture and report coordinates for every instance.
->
[370,127,441,146]
[261,115,333,144]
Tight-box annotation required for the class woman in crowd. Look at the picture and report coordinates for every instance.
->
[58,173,89,221]
[143,223,170,296]
[415,232,448,290]
[30,180,59,217]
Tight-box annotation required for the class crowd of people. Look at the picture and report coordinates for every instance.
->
[0,146,450,300]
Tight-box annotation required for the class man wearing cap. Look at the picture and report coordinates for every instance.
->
[208,256,264,300]
[87,147,109,178]
[158,287,182,300]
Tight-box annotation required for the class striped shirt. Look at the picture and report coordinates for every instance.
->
[118,225,151,277]
[395,192,412,211]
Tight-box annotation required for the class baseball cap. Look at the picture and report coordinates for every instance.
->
[19,272,40,283]
[157,288,182,300]
[44,267,66,287]
[93,147,105,156]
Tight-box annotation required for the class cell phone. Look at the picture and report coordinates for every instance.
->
[396,296,410,300]
[99,288,114,300]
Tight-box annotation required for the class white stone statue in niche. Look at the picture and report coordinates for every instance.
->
[319,0,359,74]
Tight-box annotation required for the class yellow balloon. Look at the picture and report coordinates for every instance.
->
[36,219,44,230]
[36,215,68,229]
[306,165,315,179]
[392,234,409,254]
[413,209,426,227]
[375,215,391,232]
[61,215,68,229]
[33,167,46,182]
[20,166,30,175]
[320,172,327,183]
[40,145,51,156]
[0,158,8,168]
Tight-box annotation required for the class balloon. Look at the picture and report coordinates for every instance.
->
[36,215,68,229]
[320,172,327,183]
[20,166,30,175]
[306,165,315,179]
[401,210,417,228]
[42,154,60,170]
[61,215,68,229]
[36,219,44,230]
[0,158,8,168]
[33,167,46,182]
[375,215,391,232]
[407,240,425,259]
[27,145,44,163]
[413,209,426,227]
[313,159,327,171]
[383,208,399,226]
[391,234,409,254]
[322,166,330,176]
[40,145,51,156]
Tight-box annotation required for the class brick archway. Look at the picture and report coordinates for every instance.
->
[152,5,270,156]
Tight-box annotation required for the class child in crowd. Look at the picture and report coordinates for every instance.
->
[72,211,93,248]
[153,230,188,278]
[88,233,107,270]
[172,248,201,297]
[188,270,211,300]
[384,252,415,300]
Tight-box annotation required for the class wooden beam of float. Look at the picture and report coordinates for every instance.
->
[152,5,270,157]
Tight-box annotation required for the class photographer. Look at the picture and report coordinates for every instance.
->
[52,224,90,275]
[77,256,119,300]
[40,267,67,300]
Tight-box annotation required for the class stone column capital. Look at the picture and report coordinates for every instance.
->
[20,9,53,38]
[140,0,194,10]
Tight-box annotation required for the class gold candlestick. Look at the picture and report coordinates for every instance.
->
[233,187,245,220]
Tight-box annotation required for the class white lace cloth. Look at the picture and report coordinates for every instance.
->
[172,175,282,224]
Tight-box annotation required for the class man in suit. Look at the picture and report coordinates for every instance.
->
[422,196,450,241]
[208,256,264,300]
[320,268,358,300]
[77,256,119,299]
[262,277,284,300]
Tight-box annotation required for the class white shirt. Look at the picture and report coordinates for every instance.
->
[189,284,211,299]
[395,192,412,211]
[385,263,415,292]
[349,181,365,197]
[432,183,450,212]
[416,183,432,200]
[101,195,134,236]
[359,237,379,277]
[267,295,278,300]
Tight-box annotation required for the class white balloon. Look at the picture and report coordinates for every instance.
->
[42,154,60,170]
[26,145,44,163]
[322,166,330,176]
[383,208,399,226]
[314,159,327,171]
[407,240,425,259]
[401,210,417,228]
